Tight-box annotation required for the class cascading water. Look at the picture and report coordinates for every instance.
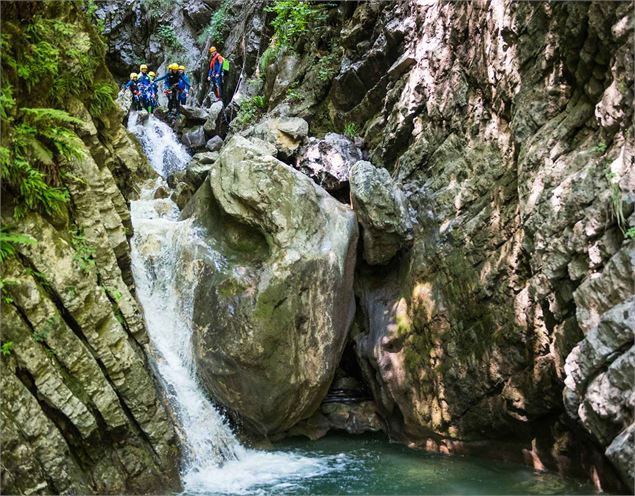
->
[127,113,342,494]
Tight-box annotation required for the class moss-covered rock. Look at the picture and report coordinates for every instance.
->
[181,135,358,436]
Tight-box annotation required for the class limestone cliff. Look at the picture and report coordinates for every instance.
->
[0,2,180,493]
[176,0,633,490]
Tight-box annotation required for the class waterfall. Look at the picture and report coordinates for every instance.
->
[128,113,338,494]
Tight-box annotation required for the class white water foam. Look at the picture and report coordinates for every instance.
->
[128,114,342,494]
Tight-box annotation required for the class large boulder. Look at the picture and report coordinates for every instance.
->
[295,133,363,192]
[182,135,358,436]
[349,160,413,265]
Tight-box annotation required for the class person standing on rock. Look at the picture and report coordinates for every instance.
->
[138,64,151,86]
[124,73,142,111]
[178,65,191,105]
[207,46,224,101]
[155,63,183,116]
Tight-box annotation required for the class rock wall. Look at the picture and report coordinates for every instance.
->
[1,3,181,493]
[95,0,633,491]
[207,0,633,490]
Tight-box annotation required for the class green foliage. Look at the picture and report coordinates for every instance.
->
[71,232,96,273]
[286,81,302,102]
[89,81,117,116]
[142,0,173,20]
[625,227,635,239]
[0,229,36,263]
[236,95,266,125]
[2,107,85,218]
[105,286,123,303]
[3,16,99,106]
[84,0,106,33]
[343,122,358,139]
[1,341,14,357]
[259,45,280,74]
[594,142,607,153]
[157,24,182,51]
[1,8,107,220]
[198,1,229,46]
[606,169,627,233]
[318,52,339,81]
[265,0,327,49]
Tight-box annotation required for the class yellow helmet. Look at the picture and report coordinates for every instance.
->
[209,46,217,53]
[130,72,138,80]
[179,65,186,71]
[140,64,148,71]
[168,63,179,70]
[148,71,156,77]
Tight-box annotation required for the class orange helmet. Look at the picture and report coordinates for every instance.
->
[209,46,217,53]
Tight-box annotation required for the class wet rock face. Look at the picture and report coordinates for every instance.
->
[319,0,633,490]
[182,136,358,436]
[1,101,180,494]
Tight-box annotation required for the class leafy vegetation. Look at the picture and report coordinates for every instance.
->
[84,0,106,33]
[286,82,303,102]
[343,122,359,139]
[236,95,267,125]
[594,142,607,153]
[142,0,173,21]
[89,81,117,116]
[259,45,280,75]
[606,169,627,234]
[71,232,96,273]
[1,6,108,219]
[157,24,182,50]
[318,52,339,81]
[198,1,229,46]
[625,227,635,239]
[265,0,327,49]
[105,286,123,303]
[1,341,14,357]
[0,230,36,263]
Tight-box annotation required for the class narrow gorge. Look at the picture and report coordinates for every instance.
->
[1,0,633,494]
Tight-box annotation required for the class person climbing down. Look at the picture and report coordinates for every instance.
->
[207,46,224,101]
[177,65,190,105]
[124,73,142,110]
[155,63,184,119]
[138,63,151,86]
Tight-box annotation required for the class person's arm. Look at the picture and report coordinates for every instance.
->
[154,74,167,83]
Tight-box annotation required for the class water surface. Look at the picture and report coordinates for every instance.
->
[186,433,597,495]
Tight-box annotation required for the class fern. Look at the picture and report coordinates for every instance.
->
[0,229,37,263]
[89,81,117,116]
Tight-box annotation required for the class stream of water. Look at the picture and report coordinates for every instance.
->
[127,113,598,495]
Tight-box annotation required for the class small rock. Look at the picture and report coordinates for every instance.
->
[182,126,207,150]
[206,135,224,152]
[170,182,195,211]
[153,185,170,199]
[192,151,219,165]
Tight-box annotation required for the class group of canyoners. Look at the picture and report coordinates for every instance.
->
[123,47,227,116]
